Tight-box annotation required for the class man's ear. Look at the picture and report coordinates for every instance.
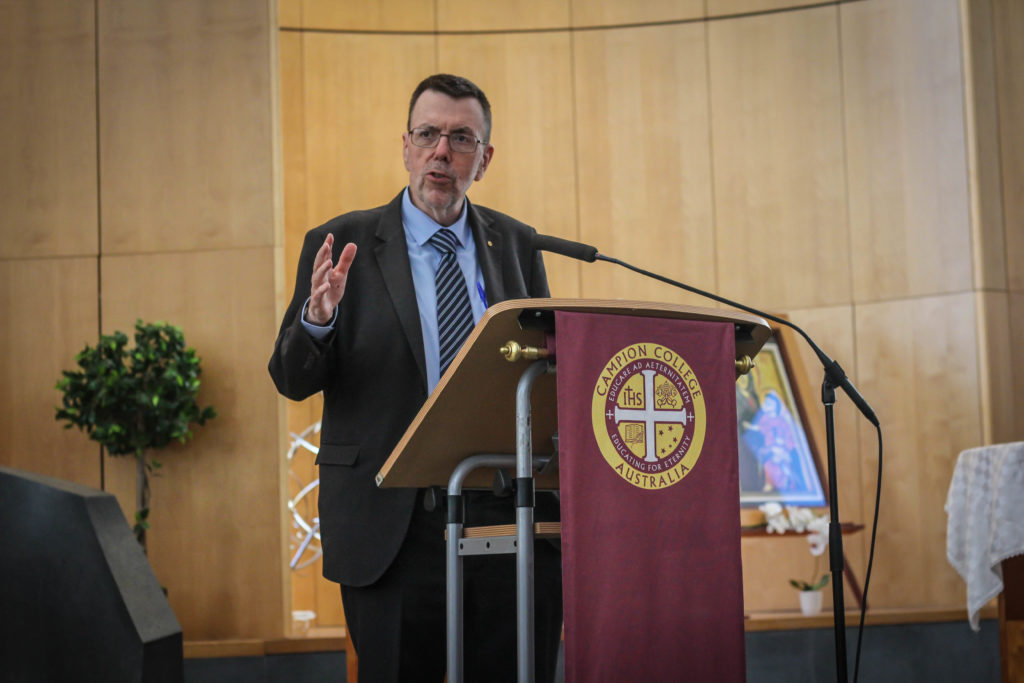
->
[474,144,494,182]
[402,131,411,171]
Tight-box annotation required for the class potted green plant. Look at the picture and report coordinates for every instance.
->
[790,547,830,616]
[55,320,216,552]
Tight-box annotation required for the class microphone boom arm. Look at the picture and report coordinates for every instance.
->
[594,253,878,427]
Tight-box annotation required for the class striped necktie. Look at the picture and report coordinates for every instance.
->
[428,228,475,375]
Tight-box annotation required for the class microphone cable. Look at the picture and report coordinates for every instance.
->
[536,234,883,682]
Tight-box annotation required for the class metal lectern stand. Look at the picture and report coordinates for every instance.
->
[445,359,552,683]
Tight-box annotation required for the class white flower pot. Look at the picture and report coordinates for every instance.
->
[799,590,823,616]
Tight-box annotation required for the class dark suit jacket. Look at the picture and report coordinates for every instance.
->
[269,190,550,587]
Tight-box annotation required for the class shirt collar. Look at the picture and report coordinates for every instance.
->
[401,187,472,248]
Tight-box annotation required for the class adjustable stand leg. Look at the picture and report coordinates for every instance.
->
[446,493,464,683]
[823,380,849,682]
[445,451,533,683]
[444,360,551,683]
[515,360,551,683]
[516,491,534,682]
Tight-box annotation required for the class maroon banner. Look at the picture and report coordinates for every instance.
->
[557,311,745,682]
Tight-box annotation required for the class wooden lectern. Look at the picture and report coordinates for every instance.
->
[376,298,771,683]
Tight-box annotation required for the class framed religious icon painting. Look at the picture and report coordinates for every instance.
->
[736,324,827,508]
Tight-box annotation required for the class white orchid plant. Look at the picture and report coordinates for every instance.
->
[758,503,830,592]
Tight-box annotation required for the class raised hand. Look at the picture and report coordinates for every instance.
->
[306,234,357,325]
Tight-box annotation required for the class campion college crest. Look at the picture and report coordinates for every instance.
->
[591,342,707,490]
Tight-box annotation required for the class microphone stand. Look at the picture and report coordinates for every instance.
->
[822,377,848,683]
[534,232,876,683]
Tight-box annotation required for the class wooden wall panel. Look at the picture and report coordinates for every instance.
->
[1009,291,1024,441]
[574,23,715,305]
[788,305,868,602]
[975,292,1015,444]
[278,0,302,27]
[707,0,826,17]
[438,0,569,31]
[0,258,100,487]
[570,0,702,27]
[101,248,286,639]
[300,0,435,31]
[854,294,982,607]
[279,31,309,301]
[741,304,866,612]
[708,7,849,310]
[841,0,972,301]
[285,394,348,630]
[301,33,436,228]
[741,532,860,613]
[0,0,97,259]
[992,0,1024,292]
[287,442,319,628]
[279,26,339,630]
[288,396,347,629]
[283,32,440,632]
[785,305,865,529]
[960,0,1008,291]
[274,0,1020,626]
[438,32,580,297]
[98,0,276,254]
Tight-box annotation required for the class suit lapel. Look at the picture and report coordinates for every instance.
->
[468,201,507,304]
[374,192,428,389]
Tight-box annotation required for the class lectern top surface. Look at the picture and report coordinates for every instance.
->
[376,298,771,489]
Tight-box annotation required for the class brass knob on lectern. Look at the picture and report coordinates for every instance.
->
[735,355,755,377]
[500,340,550,362]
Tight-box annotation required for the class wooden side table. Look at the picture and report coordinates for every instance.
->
[1002,554,1024,683]
[945,442,1024,683]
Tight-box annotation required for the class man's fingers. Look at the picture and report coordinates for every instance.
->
[310,238,355,315]
[313,234,333,266]
[319,233,334,261]
[311,280,331,302]
[311,256,332,287]
[333,242,358,277]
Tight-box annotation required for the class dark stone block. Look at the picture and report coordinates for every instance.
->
[0,466,183,682]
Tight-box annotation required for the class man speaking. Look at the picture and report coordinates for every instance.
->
[269,74,562,682]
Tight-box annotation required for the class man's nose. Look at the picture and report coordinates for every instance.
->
[433,134,452,158]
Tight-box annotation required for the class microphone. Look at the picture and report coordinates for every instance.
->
[532,233,598,263]
[532,232,879,427]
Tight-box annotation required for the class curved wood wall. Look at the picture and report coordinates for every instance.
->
[279,0,1024,622]
[2,0,1020,642]
[1,0,287,641]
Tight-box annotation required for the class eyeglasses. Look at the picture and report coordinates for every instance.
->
[408,127,483,154]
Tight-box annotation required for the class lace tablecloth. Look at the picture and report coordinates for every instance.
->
[945,442,1024,630]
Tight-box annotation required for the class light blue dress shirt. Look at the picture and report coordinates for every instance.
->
[302,188,486,393]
